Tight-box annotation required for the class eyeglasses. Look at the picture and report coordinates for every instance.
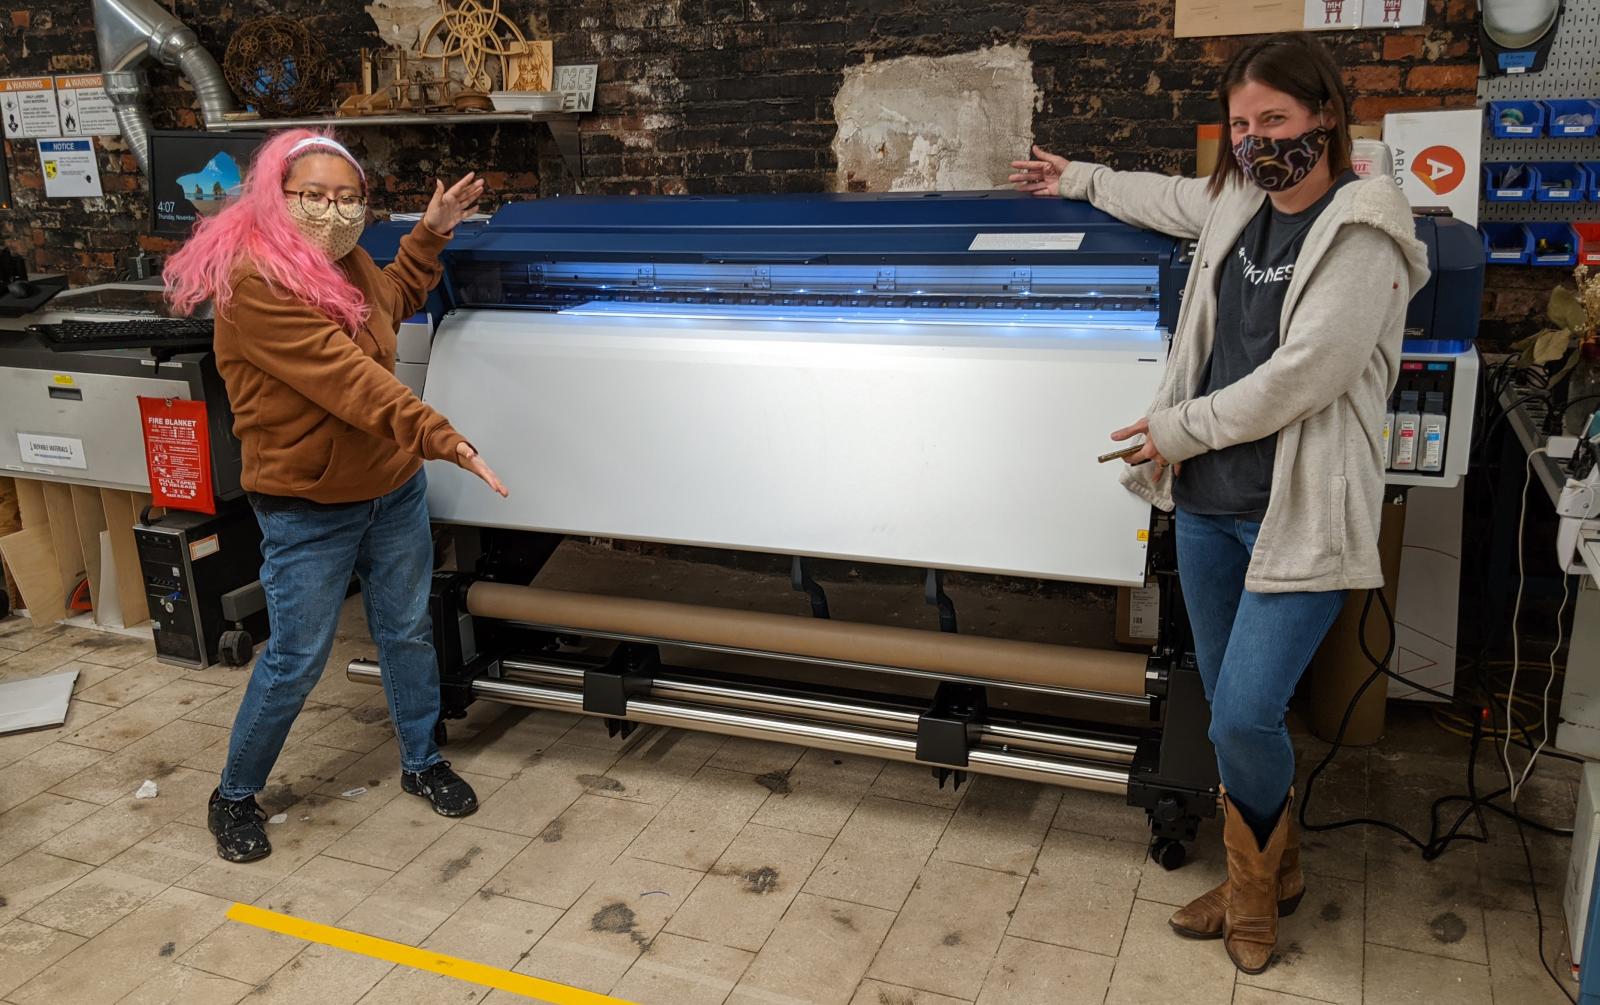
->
[283,189,367,221]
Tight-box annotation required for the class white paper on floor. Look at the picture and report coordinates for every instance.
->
[134,780,159,799]
[0,668,80,735]
[268,814,287,824]
[341,787,367,798]
[96,530,123,627]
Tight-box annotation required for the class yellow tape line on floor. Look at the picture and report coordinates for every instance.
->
[226,902,634,1004]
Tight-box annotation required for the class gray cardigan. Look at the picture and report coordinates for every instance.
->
[1060,163,1431,593]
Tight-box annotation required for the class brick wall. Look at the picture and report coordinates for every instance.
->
[0,0,1551,343]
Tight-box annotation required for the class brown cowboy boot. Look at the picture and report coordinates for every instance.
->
[1169,789,1304,940]
[1221,790,1294,974]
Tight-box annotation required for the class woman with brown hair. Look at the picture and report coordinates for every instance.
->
[1012,33,1429,972]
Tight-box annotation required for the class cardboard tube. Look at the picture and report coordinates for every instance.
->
[466,582,1149,697]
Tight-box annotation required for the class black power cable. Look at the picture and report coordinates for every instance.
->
[1296,588,1578,1002]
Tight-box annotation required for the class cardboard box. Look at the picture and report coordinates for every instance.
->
[1197,123,1223,177]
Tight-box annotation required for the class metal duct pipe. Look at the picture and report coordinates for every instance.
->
[346,659,1133,794]
[94,0,237,174]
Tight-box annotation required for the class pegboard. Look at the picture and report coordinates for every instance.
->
[1477,0,1600,225]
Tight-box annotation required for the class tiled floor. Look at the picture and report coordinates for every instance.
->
[0,601,1583,1004]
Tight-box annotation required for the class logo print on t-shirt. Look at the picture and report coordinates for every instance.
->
[1236,245,1294,286]
[1411,145,1466,195]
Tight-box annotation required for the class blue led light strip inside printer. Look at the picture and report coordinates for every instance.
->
[459,260,1162,330]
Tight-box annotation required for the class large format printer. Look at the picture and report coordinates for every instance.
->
[346,190,1483,868]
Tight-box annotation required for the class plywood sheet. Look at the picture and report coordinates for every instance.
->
[15,477,47,528]
[100,489,148,629]
[41,482,85,602]
[0,527,66,627]
[70,485,108,621]
[0,477,20,609]
[1175,0,1304,37]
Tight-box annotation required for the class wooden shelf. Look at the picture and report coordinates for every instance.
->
[205,111,582,177]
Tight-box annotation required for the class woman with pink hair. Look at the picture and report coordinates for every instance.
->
[165,129,506,863]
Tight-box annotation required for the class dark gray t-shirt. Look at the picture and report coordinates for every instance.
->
[1173,172,1356,521]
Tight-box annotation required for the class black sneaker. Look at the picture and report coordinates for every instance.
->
[207,789,271,863]
[401,761,478,818]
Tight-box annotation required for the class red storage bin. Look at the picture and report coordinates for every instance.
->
[1579,222,1600,267]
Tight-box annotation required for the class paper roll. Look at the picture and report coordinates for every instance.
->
[466,582,1148,697]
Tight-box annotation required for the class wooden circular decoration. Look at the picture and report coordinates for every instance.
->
[222,17,333,117]
[417,0,529,95]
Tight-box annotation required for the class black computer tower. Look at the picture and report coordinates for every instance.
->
[135,501,268,669]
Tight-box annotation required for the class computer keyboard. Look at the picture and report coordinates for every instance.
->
[29,317,214,353]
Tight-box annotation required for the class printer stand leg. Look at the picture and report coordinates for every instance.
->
[1129,656,1219,870]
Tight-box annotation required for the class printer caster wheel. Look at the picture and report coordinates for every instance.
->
[219,631,253,668]
[1150,838,1187,871]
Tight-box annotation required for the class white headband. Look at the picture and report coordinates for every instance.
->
[287,137,366,182]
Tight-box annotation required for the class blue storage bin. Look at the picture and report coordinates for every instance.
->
[1481,223,1532,264]
[1529,223,1579,267]
[1534,162,1588,202]
[1587,162,1600,202]
[1488,100,1545,138]
[1542,98,1600,138]
[1483,162,1535,202]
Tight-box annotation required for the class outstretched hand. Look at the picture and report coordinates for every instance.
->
[1008,145,1071,197]
[456,441,508,498]
[423,172,486,235]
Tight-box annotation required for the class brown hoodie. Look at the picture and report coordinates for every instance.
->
[213,221,468,504]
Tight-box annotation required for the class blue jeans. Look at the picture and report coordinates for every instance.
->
[1174,509,1346,832]
[219,470,442,800]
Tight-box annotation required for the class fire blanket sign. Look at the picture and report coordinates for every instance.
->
[138,396,215,514]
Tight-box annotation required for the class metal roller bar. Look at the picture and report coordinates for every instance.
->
[346,659,1131,793]
[497,656,1139,764]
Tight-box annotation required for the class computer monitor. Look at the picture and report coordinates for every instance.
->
[147,130,266,239]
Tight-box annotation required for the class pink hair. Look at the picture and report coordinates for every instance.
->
[163,128,370,334]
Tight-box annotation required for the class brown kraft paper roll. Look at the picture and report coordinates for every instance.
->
[466,582,1149,697]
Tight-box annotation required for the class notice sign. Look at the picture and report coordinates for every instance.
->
[138,397,215,514]
[54,75,119,136]
[17,432,87,469]
[968,232,1085,252]
[39,138,103,199]
[0,76,62,139]
[1384,108,1482,227]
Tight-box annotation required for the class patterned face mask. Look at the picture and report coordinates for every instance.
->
[285,198,366,260]
[1231,126,1331,192]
